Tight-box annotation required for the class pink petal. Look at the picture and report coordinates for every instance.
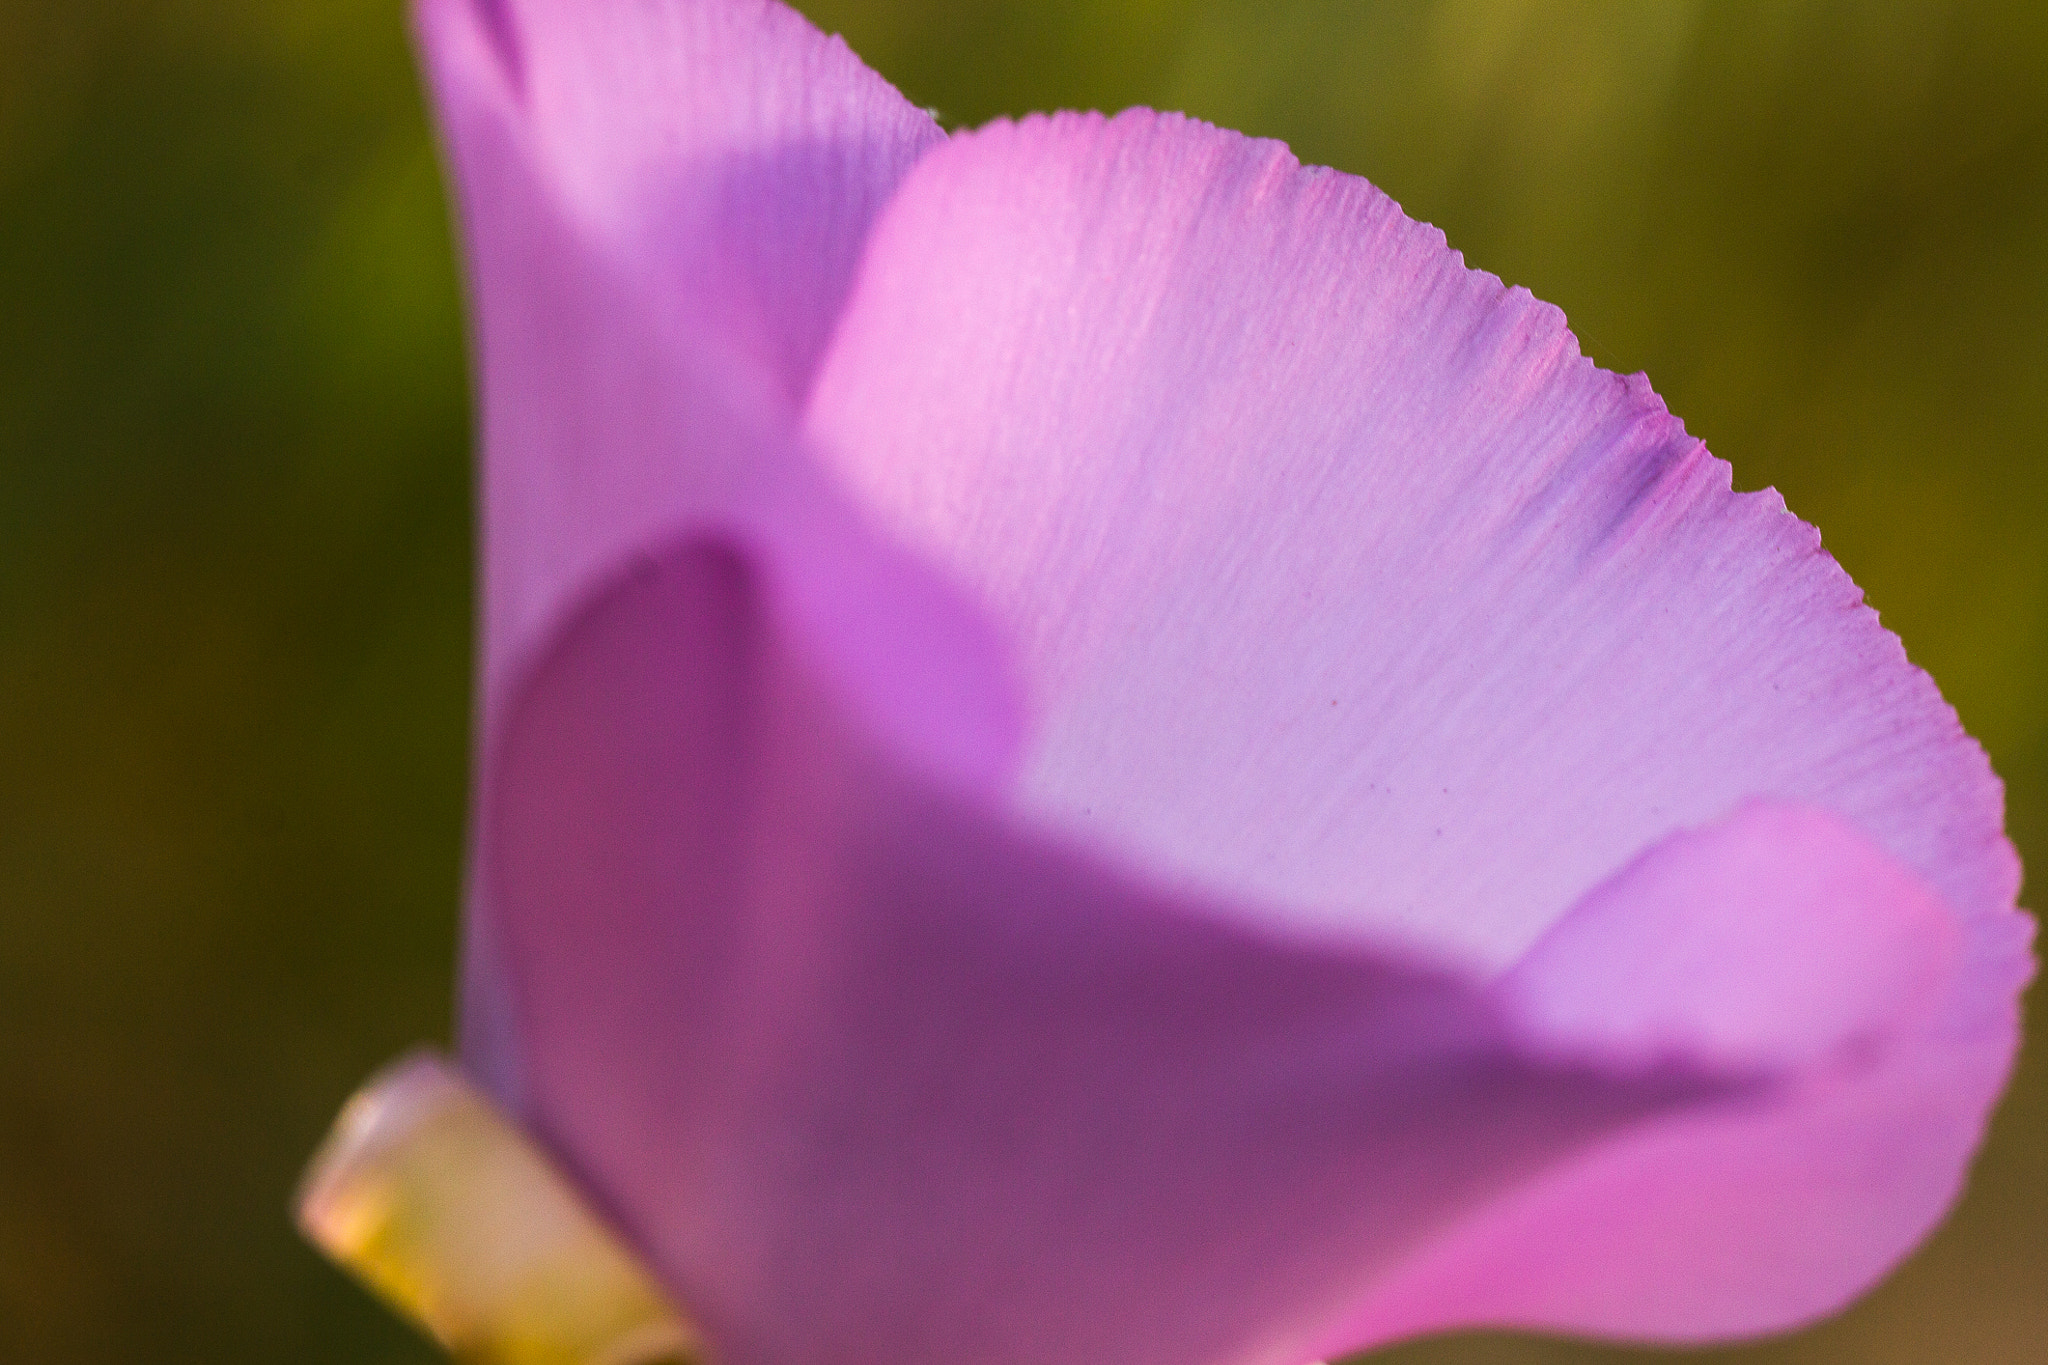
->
[1343,802,2031,1346]
[416,10,2036,1356]
[411,0,999,1099]
[805,108,2021,967]
[801,106,2032,1346]
[480,530,1972,1365]
[1345,903,2030,1344]
[412,0,943,704]
[1498,803,1963,1073]
[1335,941,2023,1342]
[417,0,941,401]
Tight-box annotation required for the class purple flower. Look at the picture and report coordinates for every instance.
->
[411,2,2033,1363]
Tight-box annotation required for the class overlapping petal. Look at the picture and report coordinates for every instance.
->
[418,0,940,400]
[411,2,2032,1363]
[484,528,1964,1365]
[1387,803,2025,1344]
[801,107,2030,1343]
[413,0,944,704]
[413,0,1009,1102]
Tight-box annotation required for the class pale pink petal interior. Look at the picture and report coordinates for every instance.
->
[805,109,2020,969]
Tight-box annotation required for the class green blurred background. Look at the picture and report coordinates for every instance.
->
[0,1,2040,1361]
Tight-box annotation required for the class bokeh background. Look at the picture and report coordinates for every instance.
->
[1,1,2041,1361]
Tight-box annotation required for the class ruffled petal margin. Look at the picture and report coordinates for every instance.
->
[412,6,2033,1363]
[799,107,2031,1346]
[807,109,2020,970]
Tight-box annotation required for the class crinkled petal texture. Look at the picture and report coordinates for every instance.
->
[416,2,2033,1364]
